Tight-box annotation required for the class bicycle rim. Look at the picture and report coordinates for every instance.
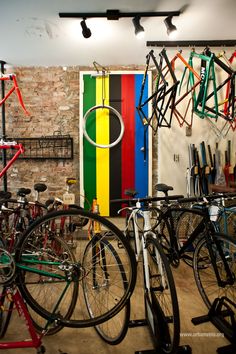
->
[16,234,78,333]
[176,210,203,267]
[83,238,130,344]
[193,233,236,339]
[154,209,177,266]
[145,235,180,353]
[16,209,136,328]
[95,300,130,345]
[0,287,13,339]
[217,206,236,236]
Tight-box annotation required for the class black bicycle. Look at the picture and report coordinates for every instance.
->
[153,185,236,341]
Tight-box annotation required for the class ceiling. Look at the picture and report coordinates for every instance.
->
[0,0,235,67]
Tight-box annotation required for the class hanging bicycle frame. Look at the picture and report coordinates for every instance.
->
[136,49,179,133]
[170,51,201,128]
[190,49,235,122]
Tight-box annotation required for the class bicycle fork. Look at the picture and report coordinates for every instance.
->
[142,210,167,293]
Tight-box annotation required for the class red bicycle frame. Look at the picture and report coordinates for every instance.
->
[0,143,25,178]
[0,74,30,116]
[0,287,43,351]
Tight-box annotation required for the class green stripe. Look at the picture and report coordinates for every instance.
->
[83,75,96,210]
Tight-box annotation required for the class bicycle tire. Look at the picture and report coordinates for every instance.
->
[83,238,130,344]
[176,210,204,267]
[68,204,89,228]
[0,287,13,338]
[145,235,180,354]
[193,233,236,339]
[15,209,136,328]
[153,208,179,267]
[83,105,125,148]
[16,234,78,335]
[216,205,236,236]
[94,301,130,345]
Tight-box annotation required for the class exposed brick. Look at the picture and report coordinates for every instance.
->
[2,64,154,204]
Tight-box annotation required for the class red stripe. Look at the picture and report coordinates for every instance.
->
[121,75,135,197]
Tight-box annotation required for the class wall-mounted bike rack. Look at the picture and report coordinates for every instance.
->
[8,135,73,160]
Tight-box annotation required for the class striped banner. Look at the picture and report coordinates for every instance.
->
[82,72,149,216]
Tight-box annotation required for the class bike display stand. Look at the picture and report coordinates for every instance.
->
[130,319,192,354]
[191,297,236,354]
[130,293,192,354]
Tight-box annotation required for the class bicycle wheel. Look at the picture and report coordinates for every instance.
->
[0,247,17,338]
[153,208,178,267]
[145,235,180,354]
[17,233,78,335]
[15,209,136,328]
[217,206,236,236]
[0,287,14,338]
[83,238,130,344]
[193,233,236,339]
[176,209,204,267]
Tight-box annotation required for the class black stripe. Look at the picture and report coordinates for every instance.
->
[109,75,122,216]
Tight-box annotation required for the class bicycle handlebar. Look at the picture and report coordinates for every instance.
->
[110,194,184,205]
[111,191,236,207]
[178,192,236,204]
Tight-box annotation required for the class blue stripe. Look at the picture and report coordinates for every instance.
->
[135,74,149,197]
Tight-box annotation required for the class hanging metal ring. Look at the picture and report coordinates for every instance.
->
[83,105,125,148]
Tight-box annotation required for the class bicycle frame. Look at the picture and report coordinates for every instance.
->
[0,74,30,116]
[123,204,166,290]
[171,51,201,128]
[0,286,43,351]
[163,204,234,286]
[0,142,25,178]
[208,198,236,235]
[136,49,179,132]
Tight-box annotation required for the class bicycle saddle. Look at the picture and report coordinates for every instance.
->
[155,183,173,194]
[124,189,138,198]
[17,188,31,197]
[34,183,47,193]
[0,191,12,200]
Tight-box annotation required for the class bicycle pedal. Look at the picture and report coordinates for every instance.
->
[177,345,192,353]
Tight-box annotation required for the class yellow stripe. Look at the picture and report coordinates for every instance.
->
[96,76,109,215]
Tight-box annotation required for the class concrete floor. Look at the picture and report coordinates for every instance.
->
[2,260,232,354]
[0,217,233,354]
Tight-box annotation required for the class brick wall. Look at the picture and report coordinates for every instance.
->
[1,65,157,203]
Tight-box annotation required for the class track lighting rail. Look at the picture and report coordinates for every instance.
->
[59,10,181,19]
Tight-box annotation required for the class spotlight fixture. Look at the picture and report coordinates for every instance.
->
[132,16,145,39]
[80,19,91,38]
[164,16,177,38]
[59,9,182,38]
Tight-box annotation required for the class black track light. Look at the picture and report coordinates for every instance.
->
[132,16,145,39]
[80,19,91,38]
[164,16,177,38]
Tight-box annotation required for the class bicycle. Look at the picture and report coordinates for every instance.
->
[111,192,182,354]
[0,255,45,353]
[0,231,73,352]
[153,188,236,341]
[0,184,48,252]
[13,207,136,330]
